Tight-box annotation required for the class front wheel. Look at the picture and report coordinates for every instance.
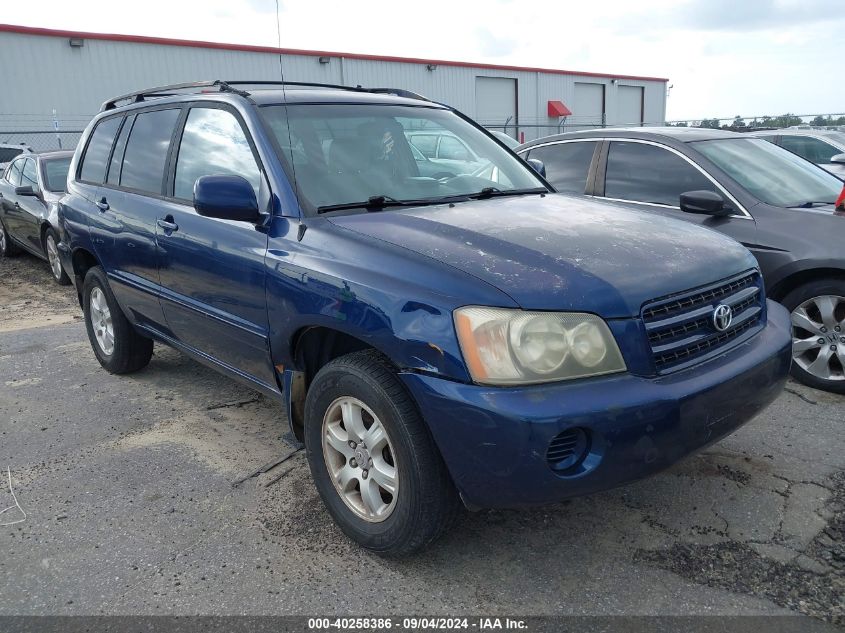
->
[304,350,460,556]
[783,279,845,394]
[82,266,153,374]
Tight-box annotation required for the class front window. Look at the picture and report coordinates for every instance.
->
[604,141,717,206]
[42,157,72,192]
[694,138,843,208]
[260,104,545,214]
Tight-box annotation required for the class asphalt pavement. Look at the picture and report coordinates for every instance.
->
[1,252,842,623]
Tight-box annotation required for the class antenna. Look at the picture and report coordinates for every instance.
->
[275,0,301,220]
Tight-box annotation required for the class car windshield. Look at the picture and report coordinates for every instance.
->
[42,157,72,192]
[694,138,843,208]
[259,103,545,214]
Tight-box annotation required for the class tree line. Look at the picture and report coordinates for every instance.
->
[665,114,845,130]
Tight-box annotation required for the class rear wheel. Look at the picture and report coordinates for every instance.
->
[304,350,460,556]
[82,266,153,374]
[44,228,70,285]
[783,279,845,394]
[0,219,19,257]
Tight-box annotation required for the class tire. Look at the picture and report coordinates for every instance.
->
[0,219,19,257]
[304,349,460,556]
[781,278,845,394]
[44,228,71,285]
[82,266,153,374]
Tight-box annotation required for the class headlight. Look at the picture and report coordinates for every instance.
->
[454,307,626,385]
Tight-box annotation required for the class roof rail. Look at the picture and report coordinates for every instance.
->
[100,80,431,111]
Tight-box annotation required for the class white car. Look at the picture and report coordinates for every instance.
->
[0,143,33,171]
[749,130,845,179]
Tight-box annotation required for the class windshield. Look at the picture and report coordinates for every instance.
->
[260,104,545,213]
[42,157,72,192]
[694,138,843,208]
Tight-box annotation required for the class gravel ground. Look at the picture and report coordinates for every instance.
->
[0,252,842,624]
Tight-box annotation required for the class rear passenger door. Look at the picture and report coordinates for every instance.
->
[85,108,180,329]
[597,140,758,249]
[155,104,276,389]
[0,158,26,241]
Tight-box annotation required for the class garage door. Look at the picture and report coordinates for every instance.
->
[573,82,605,129]
[475,77,517,140]
[618,85,644,126]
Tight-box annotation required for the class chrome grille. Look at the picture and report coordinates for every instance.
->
[642,271,765,373]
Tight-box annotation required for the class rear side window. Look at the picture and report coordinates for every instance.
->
[174,107,261,200]
[120,109,180,194]
[408,134,437,158]
[80,117,122,183]
[525,141,597,194]
[605,141,716,206]
[780,135,840,164]
[6,158,24,186]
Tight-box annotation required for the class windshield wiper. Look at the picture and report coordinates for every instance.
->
[317,195,438,214]
[468,187,548,200]
[788,200,835,208]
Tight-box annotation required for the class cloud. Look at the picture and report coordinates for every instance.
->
[475,27,518,57]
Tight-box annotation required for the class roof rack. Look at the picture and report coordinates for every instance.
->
[100,80,431,111]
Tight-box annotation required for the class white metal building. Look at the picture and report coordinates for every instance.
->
[0,23,668,149]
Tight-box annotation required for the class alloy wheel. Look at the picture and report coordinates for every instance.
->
[0,223,6,254]
[791,295,845,383]
[46,234,63,280]
[89,287,115,355]
[321,396,398,522]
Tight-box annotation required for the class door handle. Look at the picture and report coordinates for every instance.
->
[96,197,109,212]
[157,217,179,232]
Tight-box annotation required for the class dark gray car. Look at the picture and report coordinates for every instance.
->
[517,127,845,394]
[0,150,73,284]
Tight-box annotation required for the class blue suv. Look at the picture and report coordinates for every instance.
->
[58,81,792,555]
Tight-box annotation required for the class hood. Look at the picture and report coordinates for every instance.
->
[328,194,758,318]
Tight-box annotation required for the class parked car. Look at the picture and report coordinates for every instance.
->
[490,130,521,150]
[0,150,73,284]
[405,130,485,174]
[58,82,791,555]
[748,129,845,179]
[517,127,845,393]
[0,143,33,171]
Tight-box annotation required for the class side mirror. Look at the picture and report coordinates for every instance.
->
[15,185,39,197]
[526,158,546,178]
[680,190,731,216]
[830,153,845,165]
[193,175,260,223]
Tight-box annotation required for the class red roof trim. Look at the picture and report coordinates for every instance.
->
[0,23,670,83]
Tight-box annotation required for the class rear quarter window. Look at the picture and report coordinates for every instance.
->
[80,117,122,183]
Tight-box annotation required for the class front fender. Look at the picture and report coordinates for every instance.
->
[264,217,518,384]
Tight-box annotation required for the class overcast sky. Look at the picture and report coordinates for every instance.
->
[4,0,843,120]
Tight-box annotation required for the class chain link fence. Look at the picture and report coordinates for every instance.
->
[0,130,84,152]
[3,112,844,154]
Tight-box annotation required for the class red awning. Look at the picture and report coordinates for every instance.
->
[547,100,572,117]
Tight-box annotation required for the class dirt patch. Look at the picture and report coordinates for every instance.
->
[0,252,78,328]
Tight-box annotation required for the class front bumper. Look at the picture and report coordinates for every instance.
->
[400,300,792,509]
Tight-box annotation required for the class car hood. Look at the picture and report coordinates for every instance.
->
[328,194,758,318]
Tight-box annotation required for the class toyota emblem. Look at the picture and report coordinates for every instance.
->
[713,304,733,332]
